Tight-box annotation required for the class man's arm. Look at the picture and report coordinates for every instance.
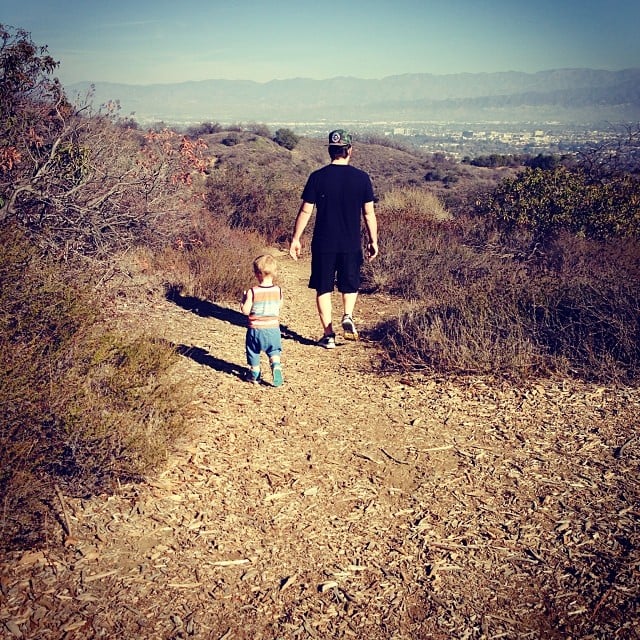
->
[362,201,378,261]
[289,201,314,260]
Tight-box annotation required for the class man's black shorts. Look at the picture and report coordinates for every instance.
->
[309,251,363,295]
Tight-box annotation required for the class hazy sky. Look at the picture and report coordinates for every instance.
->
[3,0,640,85]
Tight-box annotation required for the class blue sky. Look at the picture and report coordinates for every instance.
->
[3,0,640,85]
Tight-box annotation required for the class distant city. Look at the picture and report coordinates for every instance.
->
[203,120,627,159]
[379,123,616,159]
[137,114,626,159]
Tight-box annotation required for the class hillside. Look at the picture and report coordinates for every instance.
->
[200,130,510,207]
[68,68,640,124]
[1,252,638,639]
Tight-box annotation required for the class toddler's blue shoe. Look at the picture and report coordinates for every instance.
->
[271,364,283,387]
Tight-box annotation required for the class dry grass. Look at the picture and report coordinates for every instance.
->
[141,208,267,301]
[0,226,192,550]
[379,186,452,222]
[372,220,640,383]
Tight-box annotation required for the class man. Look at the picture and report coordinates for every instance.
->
[289,129,378,348]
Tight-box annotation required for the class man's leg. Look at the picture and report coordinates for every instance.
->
[336,253,362,339]
[341,292,359,340]
[316,292,334,336]
[342,292,358,318]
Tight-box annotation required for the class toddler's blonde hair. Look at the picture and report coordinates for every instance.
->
[253,254,277,278]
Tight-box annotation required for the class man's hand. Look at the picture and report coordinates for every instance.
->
[367,241,379,261]
[290,203,313,260]
[289,238,302,261]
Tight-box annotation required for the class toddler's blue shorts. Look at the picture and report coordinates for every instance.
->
[245,328,282,366]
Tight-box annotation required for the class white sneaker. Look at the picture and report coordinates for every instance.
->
[341,314,359,341]
[317,334,336,349]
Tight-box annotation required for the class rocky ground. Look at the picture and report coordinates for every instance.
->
[1,252,639,639]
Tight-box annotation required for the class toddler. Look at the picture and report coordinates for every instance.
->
[240,254,284,387]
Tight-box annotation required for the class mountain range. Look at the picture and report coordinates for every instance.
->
[67,68,640,125]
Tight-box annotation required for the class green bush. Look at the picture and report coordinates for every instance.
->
[221,133,241,146]
[477,166,640,239]
[273,128,300,150]
[186,121,222,137]
[248,122,272,138]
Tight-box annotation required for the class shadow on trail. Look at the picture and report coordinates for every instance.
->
[166,290,245,327]
[174,344,246,380]
[166,289,317,346]
[280,324,317,346]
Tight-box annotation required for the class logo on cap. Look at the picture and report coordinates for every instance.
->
[328,129,352,146]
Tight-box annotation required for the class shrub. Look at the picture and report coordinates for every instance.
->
[380,187,452,222]
[477,166,640,240]
[205,166,299,244]
[221,133,241,146]
[373,227,640,383]
[247,122,272,138]
[465,154,525,168]
[424,169,446,182]
[0,226,190,550]
[273,128,299,150]
[360,134,417,153]
[49,331,188,488]
[0,225,95,547]
[367,179,640,383]
[523,234,640,380]
[524,153,561,170]
[150,210,266,300]
[1,29,210,259]
[363,188,456,295]
[576,123,640,178]
[376,286,539,378]
[186,121,222,137]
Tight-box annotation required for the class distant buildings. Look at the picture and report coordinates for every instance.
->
[375,123,610,158]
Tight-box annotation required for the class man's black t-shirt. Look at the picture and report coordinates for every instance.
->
[301,164,374,253]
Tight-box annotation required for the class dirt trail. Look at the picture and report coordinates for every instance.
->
[1,252,639,639]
